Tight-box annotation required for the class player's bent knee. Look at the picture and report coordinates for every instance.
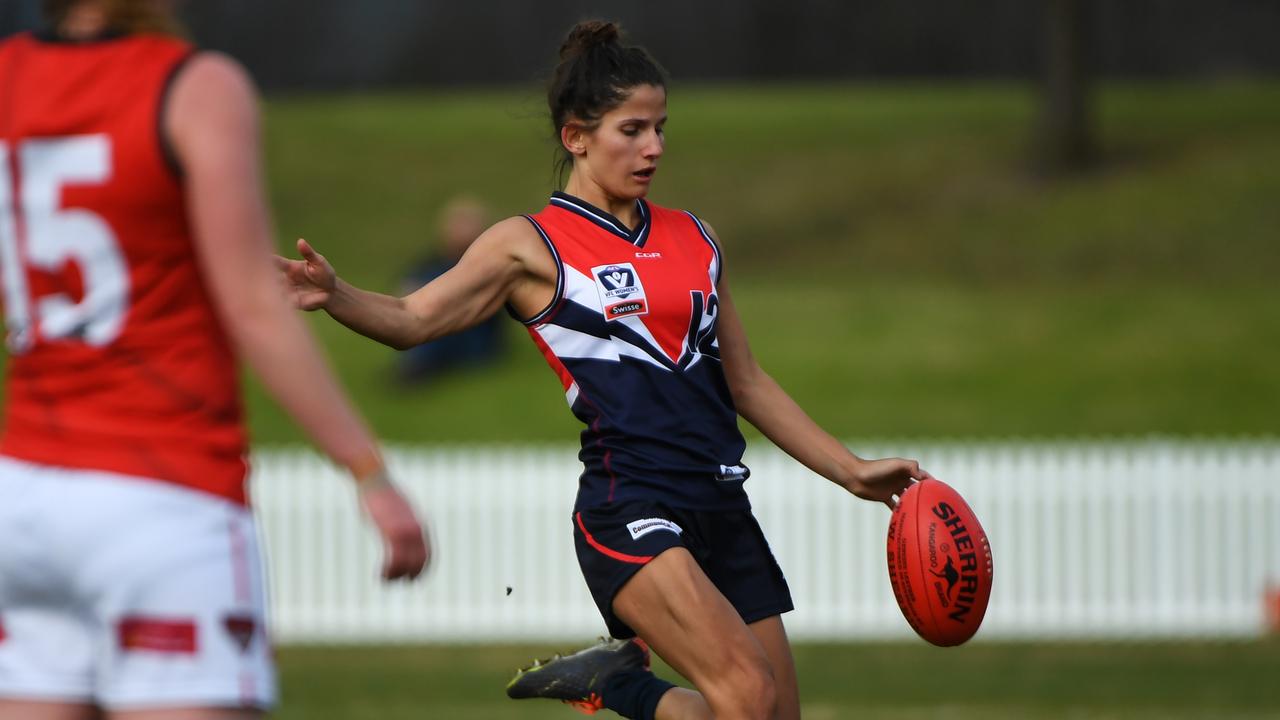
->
[703,655,776,720]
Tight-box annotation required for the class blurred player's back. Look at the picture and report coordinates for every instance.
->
[0,32,247,502]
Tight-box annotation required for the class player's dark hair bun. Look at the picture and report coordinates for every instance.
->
[547,20,667,182]
[558,20,620,61]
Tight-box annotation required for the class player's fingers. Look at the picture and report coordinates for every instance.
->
[380,542,397,580]
[404,529,429,580]
[903,459,928,481]
[298,292,328,310]
[298,238,326,265]
[383,537,410,580]
[272,255,306,281]
[409,531,430,579]
[401,543,426,581]
[383,542,406,580]
[304,262,329,280]
[381,530,427,581]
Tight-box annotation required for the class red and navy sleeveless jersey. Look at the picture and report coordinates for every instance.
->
[0,32,249,503]
[522,192,750,511]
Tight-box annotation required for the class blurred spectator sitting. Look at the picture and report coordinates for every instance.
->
[397,196,505,383]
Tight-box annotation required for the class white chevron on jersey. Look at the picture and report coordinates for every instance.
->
[537,321,668,371]
[561,262,600,309]
[549,264,684,368]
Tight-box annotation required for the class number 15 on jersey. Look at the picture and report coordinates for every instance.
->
[0,135,129,353]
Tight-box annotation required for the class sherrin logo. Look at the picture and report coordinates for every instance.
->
[931,501,982,623]
[592,262,648,321]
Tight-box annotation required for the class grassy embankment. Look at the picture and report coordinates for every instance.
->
[249,81,1280,444]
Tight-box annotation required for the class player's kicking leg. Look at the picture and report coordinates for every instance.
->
[507,548,790,719]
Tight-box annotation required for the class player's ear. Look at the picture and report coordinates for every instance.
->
[560,123,588,157]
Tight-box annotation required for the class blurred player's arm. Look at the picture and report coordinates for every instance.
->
[168,52,428,579]
[278,218,549,350]
[706,222,929,509]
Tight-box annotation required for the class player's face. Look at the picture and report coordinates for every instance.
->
[579,84,667,200]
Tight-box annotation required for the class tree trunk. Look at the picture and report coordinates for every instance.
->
[1038,0,1096,173]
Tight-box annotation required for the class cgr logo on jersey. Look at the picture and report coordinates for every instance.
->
[592,262,648,321]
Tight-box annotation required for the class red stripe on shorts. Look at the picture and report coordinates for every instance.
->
[228,516,251,605]
[118,617,198,654]
[576,511,653,565]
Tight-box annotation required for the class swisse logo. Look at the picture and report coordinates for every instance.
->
[931,501,981,623]
[610,301,644,316]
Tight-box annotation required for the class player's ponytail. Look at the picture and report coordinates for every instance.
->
[547,19,667,182]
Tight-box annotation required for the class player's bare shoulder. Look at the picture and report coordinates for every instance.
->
[165,51,261,162]
[168,51,259,118]
[467,216,558,319]
[696,217,724,250]
[471,216,557,280]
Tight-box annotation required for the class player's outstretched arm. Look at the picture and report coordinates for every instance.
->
[168,51,429,579]
[277,217,546,350]
[707,224,931,509]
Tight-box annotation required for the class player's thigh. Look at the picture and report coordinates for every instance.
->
[0,459,99,709]
[748,615,800,720]
[67,474,277,712]
[1,458,276,712]
[108,708,261,720]
[611,548,772,700]
[0,700,98,720]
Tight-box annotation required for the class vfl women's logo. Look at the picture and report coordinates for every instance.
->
[592,262,648,321]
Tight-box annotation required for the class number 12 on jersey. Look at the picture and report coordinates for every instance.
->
[0,135,129,353]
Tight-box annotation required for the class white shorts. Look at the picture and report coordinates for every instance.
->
[0,455,276,710]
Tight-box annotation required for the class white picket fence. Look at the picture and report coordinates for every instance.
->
[249,441,1280,643]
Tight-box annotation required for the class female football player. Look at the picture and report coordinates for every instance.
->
[0,2,429,718]
[278,20,929,720]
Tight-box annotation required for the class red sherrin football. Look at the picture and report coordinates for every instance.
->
[886,478,993,646]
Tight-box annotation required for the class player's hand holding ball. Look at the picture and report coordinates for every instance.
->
[843,457,932,509]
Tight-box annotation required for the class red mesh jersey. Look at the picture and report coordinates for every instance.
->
[0,33,249,503]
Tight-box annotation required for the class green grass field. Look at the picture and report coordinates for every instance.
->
[274,641,1280,719]
[238,81,1280,443]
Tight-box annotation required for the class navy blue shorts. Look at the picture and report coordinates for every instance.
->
[572,500,794,639]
